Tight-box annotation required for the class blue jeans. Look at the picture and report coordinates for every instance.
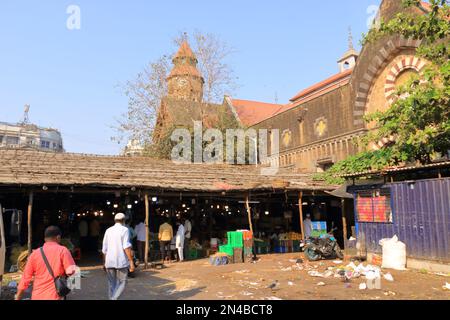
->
[106,268,128,300]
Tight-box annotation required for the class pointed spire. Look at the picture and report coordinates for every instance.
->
[174,40,197,61]
[348,27,354,50]
[338,27,359,72]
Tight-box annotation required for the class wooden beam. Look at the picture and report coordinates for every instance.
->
[245,194,256,260]
[144,193,150,270]
[245,195,254,235]
[341,199,348,244]
[27,191,34,256]
[298,191,305,241]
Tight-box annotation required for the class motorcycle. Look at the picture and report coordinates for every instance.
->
[303,228,344,261]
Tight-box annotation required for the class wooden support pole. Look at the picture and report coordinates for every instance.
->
[144,193,150,270]
[298,191,305,241]
[27,191,34,256]
[341,198,348,243]
[245,195,253,235]
[245,195,256,259]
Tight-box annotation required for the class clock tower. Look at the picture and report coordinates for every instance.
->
[167,41,204,102]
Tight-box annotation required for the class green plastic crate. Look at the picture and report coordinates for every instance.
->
[219,245,234,256]
[188,248,198,260]
[227,232,243,248]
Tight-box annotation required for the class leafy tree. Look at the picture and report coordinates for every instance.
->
[113,31,238,153]
[317,0,449,184]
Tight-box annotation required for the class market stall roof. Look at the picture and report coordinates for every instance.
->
[325,184,353,199]
[341,161,450,179]
[0,149,337,193]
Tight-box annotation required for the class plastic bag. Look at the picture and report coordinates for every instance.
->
[379,235,407,270]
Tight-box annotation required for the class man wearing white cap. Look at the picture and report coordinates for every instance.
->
[102,213,135,300]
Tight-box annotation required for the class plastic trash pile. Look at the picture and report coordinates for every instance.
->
[379,235,407,270]
[305,260,399,291]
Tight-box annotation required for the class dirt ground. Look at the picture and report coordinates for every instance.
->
[2,253,449,300]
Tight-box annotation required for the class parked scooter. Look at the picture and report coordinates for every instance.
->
[304,228,344,261]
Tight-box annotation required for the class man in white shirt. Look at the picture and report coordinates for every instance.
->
[175,221,185,262]
[102,213,135,300]
[183,217,192,260]
[134,219,147,262]
[303,213,313,239]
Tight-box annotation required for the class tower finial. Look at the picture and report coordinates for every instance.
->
[348,27,354,50]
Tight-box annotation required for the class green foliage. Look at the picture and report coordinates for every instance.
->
[314,149,398,184]
[319,0,450,184]
[146,106,250,162]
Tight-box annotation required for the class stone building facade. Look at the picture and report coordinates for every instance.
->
[154,41,237,144]
[227,0,432,172]
[155,0,432,171]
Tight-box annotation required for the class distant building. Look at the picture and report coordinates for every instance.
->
[0,113,64,153]
[122,139,144,157]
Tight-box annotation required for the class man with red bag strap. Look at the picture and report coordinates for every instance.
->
[16,226,77,300]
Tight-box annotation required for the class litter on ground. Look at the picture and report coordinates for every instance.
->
[234,270,250,274]
[317,282,326,286]
[281,267,292,272]
[383,273,394,282]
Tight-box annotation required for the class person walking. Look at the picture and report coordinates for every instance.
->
[102,213,135,300]
[15,226,77,300]
[183,216,192,261]
[134,219,146,263]
[303,213,313,239]
[158,217,173,263]
[175,221,185,262]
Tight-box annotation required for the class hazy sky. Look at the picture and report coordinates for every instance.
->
[0,0,382,155]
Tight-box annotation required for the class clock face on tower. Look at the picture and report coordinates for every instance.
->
[178,78,188,87]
